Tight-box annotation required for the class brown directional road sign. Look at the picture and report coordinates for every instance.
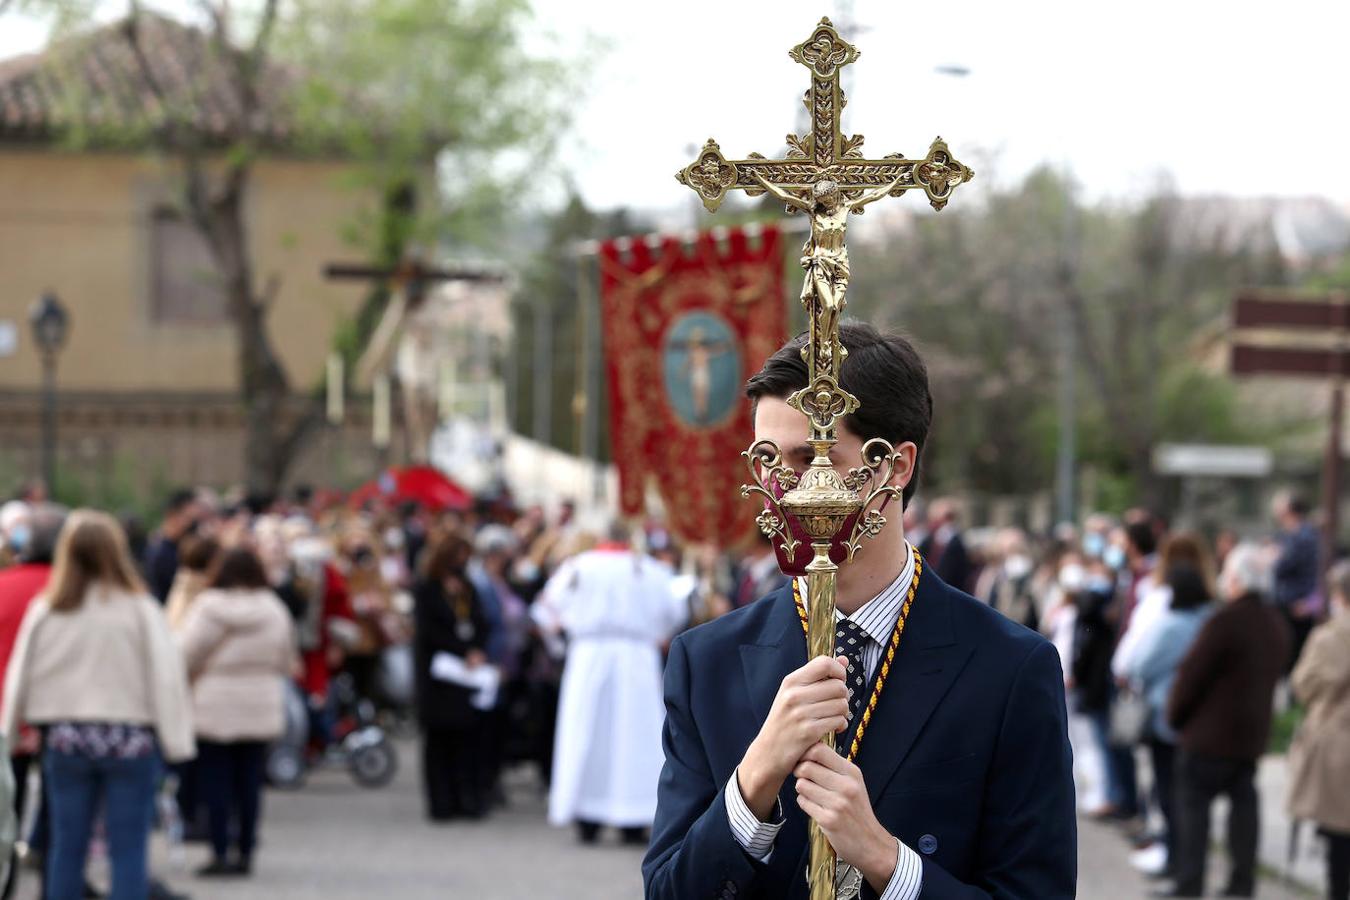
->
[1229,288,1348,598]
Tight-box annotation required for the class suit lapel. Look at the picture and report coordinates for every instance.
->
[739,584,804,725]
[854,569,975,804]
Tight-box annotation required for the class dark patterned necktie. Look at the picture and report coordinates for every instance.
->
[835,618,870,748]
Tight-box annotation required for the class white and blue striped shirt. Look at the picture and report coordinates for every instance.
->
[725,542,923,900]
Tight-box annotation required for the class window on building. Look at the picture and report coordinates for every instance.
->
[149,207,228,323]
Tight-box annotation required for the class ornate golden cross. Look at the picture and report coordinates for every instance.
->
[676,18,972,900]
[677,17,972,440]
[677,18,972,216]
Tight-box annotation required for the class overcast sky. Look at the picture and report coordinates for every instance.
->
[5,0,1349,216]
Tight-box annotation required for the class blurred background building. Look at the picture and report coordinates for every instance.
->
[0,16,388,497]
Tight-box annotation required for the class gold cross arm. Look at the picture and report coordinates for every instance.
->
[675,18,974,214]
[678,136,972,213]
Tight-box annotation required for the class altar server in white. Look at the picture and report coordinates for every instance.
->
[534,525,688,844]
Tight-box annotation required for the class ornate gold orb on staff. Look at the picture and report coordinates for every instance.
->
[676,17,973,900]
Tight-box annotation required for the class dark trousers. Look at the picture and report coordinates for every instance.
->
[1280,607,1315,673]
[1326,828,1350,900]
[345,654,381,706]
[197,740,266,863]
[44,748,159,900]
[1148,738,1177,864]
[173,759,202,836]
[3,755,33,900]
[1173,751,1259,896]
[481,705,506,801]
[529,681,560,787]
[15,754,53,900]
[422,728,483,821]
[1108,739,1141,817]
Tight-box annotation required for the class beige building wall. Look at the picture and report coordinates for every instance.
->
[0,148,372,393]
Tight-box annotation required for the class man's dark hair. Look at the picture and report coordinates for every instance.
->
[745,321,933,508]
[1286,494,1310,518]
[163,488,196,516]
[209,546,270,591]
[1125,520,1157,558]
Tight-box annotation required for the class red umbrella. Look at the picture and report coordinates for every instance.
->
[349,465,473,512]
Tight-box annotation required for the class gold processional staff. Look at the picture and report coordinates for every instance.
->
[676,17,973,900]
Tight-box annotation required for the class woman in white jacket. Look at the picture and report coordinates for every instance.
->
[178,545,294,878]
[1,510,193,900]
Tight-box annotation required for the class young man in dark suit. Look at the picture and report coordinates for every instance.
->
[643,324,1077,899]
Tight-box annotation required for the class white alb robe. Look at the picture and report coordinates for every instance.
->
[534,548,687,828]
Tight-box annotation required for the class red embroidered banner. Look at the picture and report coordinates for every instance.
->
[599,225,786,547]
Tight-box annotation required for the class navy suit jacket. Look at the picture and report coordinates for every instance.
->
[642,569,1076,899]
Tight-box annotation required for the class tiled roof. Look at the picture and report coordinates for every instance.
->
[0,13,297,147]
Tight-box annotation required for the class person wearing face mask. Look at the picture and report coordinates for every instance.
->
[1080,514,1115,565]
[1061,554,1118,819]
[645,325,1076,900]
[0,508,55,675]
[0,504,31,571]
[1092,520,1159,828]
[1287,560,1350,900]
[983,529,1038,631]
[1102,534,1128,574]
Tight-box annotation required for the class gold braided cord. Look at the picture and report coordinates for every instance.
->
[792,554,923,761]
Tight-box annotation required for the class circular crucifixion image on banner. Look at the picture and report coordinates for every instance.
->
[661,311,741,428]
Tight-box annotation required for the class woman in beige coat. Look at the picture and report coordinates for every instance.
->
[1288,560,1350,900]
[178,546,294,878]
[1,510,193,900]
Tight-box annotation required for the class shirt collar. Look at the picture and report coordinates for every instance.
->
[797,541,916,641]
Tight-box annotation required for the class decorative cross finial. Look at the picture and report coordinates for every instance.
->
[677,18,972,215]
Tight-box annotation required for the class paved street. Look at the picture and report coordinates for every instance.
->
[12,744,645,900]
[9,743,1314,899]
[1075,815,1311,900]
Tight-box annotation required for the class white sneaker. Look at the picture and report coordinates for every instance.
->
[1129,842,1168,875]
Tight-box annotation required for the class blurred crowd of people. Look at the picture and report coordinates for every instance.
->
[0,477,781,899]
[939,492,1349,900]
[0,487,470,896]
[0,477,1345,899]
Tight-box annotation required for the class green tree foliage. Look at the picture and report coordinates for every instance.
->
[278,0,570,248]
[848,167,1289,507]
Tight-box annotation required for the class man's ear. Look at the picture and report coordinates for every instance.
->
[889,442,919,493]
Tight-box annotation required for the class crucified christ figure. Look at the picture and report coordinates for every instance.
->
[754,171,909,369]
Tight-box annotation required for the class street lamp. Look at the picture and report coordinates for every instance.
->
[29,291,69,496]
